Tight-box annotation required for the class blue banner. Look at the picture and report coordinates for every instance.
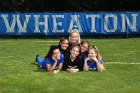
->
[0,12,140,35]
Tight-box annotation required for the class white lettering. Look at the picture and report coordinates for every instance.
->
[68,15,83,33]
[104,14,117,32]
[1,15,16,33]
[52,15,64,33]
[34,15,49,33]
[86,14,100,32]
[17,15,31,33]
[121,14,137,32]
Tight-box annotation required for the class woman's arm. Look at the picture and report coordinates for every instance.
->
[46,60,57,72]
[66,68,79,73]
[96,62,105,72]
[83,58,89,71]
[93,58,105,72]
[58,63,63,70]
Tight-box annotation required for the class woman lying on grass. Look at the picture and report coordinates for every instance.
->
[67,29,81,52]
[62,45,84,73]
[83,46,105,72]
[35,45,64,74]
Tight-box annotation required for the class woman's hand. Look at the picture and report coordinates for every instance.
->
[85,57,98,63]
[53,69,59,74]
[69,68,79,73]
[92,57,99,63]
[85,57,90,62]
[52,56,57,62]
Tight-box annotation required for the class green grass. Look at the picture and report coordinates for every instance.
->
[0,38,140,93]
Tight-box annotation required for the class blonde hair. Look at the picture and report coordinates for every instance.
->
[89,46,102,61]
[69,29,81,45]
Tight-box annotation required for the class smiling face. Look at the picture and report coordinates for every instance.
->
[80,43,89,53]
[70,32,79,45]
[52,49,61,60]
[60,39,69,51]
[70,46,80,58]
[88,48,97,60]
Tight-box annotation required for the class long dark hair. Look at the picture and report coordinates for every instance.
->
[58,37,69,47]
[58,37,69,54]
[80,41,90,48]
[45,45,60,59]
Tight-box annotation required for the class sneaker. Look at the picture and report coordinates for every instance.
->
[35,54,39,62]
[34,54,39,65]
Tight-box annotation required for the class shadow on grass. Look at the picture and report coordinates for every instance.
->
[31,62,47,73]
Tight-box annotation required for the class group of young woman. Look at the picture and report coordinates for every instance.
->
[35,29,105,74]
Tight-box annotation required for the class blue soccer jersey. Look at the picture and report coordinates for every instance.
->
[84,56,103,71]
[41,54,64,69]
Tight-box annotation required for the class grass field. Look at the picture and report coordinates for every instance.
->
[0,38,140,93]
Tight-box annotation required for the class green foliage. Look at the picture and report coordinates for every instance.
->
[0,38,140,93]
[0,0,140,11]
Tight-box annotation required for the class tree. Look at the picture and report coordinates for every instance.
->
[0,0,140,12]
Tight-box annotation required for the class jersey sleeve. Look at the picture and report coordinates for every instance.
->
[60,54,64,63]
[99,59,104,64]
[84,56,88,60]
[44,58,51,65]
